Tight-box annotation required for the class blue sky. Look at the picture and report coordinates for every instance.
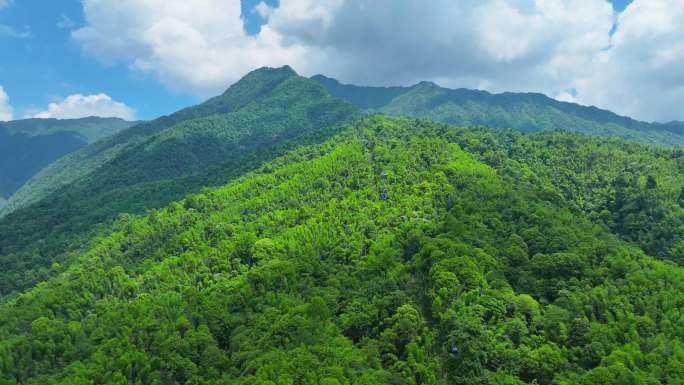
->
[0,0,276,119]
[9,0,684,124]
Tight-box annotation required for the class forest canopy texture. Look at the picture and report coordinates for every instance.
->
[1,67,684,385]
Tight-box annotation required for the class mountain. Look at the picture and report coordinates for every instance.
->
[1,116,135,143]
[0,66,359,296]
[0,128,83,198]
[0,117,135,200]
[310,74,407,109]
[657,120,684,135]
[312,75,684,147]
[0,116,682,384]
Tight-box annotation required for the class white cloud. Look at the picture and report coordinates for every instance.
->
[570,0,684,121]
[0,86,13,121]
[0,0,11,9]
[253,2,273,18]
[72,0,311,96]
[71,0,684,121]
[28,94,136,120]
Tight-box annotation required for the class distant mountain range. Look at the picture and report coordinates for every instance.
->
[312,75,684,146]
[1,116,137,143]
[0,117,134,202]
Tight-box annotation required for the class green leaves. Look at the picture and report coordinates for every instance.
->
[1,116,683,385]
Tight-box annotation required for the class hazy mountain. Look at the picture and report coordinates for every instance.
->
[0,128,83,198]
[0,117,134,199]
[312,75,684,147]
[1,116,135,143]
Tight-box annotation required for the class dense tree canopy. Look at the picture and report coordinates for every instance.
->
[1,116,683,384]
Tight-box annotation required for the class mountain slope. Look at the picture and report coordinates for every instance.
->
[0,128,83,198]
[313,75,684,147]
[0,116,682,384]
[2,67,302,216]
[310,74,407,109]
[0,66,359,296]
[0,117,134,200]
[451,127,684,264]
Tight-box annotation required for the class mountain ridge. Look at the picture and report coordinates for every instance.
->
[1,66,305,217]
[1,116,135,143]
[0,66,359,296]
[311,74,684,145]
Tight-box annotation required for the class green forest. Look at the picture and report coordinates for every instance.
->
[1,116,684,384]
[1,67,684,384]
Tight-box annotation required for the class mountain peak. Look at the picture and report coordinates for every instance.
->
[242,65,298,81]
[310,74,340,86]
[412,80,440,90]
[215,65,299,100]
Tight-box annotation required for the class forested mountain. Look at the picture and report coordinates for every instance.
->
[0,128,83,199]
[312,75,684,147]
[0,66,358,296]
[0,117,134,200]
[1,117,135,143]
[1,116,683,384]
[658,121,684,135]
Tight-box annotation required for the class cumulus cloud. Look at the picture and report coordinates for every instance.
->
[29,94,136,120]
[72,0,311,96]
[71,0,684,121]
[0,86,13,121]
[571,0,684,121]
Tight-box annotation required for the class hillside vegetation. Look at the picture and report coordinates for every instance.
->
[0,66,358,296]
[0,117,682,384]
[313,75,684,147]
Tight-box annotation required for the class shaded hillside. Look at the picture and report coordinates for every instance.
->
[313,75,684,146]
[0,117,134,199]
[0,117,682,384]
[310,74,407,109]
[0,66,359,296]
[0,128,84,198]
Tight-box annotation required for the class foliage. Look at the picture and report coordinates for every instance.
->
[447,127,684,264]
[0,117,683,385]
[0,67,359,296]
